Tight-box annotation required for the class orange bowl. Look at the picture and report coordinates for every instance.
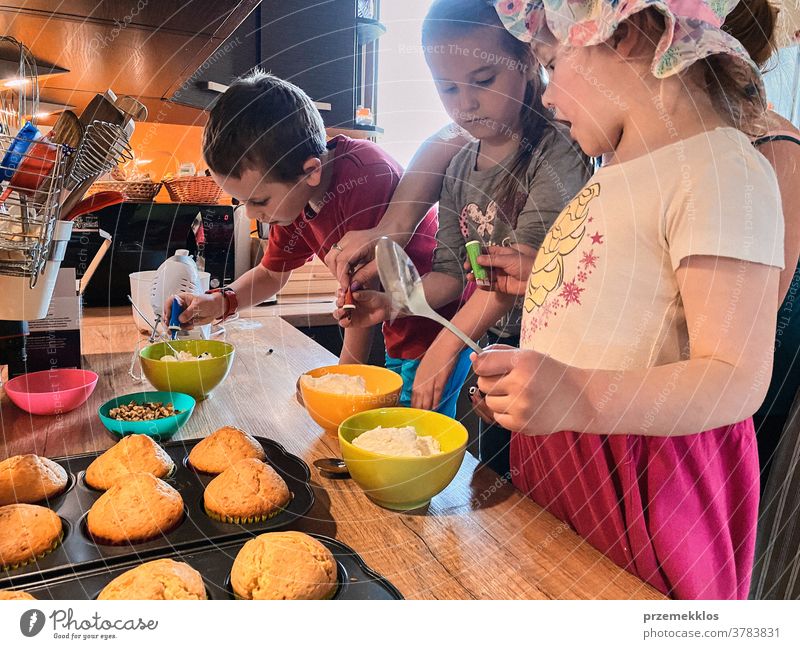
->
[299,364,403,431]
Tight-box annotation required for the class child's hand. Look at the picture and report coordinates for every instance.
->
[333,289,393,329]
[411,346,458,411]
[324,228,382,291]
[471,344,579,435]
[463,244,537,296]
[164,292,223,330]
[468,386,495,424]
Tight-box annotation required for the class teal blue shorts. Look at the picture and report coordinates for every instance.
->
[384,348,473,419]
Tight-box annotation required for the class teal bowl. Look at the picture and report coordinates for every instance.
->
[98,391,195,441]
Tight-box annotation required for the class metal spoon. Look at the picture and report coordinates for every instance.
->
[312,457,350,476]
[375,237,482,353]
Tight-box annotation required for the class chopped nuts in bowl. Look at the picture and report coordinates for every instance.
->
[98,391,196,441]
[108,401,181,422]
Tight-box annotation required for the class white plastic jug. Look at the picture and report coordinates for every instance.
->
[130,269,211,335]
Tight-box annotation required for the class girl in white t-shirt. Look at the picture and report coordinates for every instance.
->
[469,0,784,599]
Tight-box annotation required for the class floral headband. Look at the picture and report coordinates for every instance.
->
[493,0,762,80]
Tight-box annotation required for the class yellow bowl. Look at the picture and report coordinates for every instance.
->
[338,408,468,511]
[140,340,235,401]
[299,364,403,432]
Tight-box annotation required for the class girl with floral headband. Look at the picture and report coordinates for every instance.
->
[466,0,785,599]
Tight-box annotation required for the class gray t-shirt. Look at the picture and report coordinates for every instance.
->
[432,120,592,336]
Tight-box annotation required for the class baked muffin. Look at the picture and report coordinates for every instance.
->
[98,559,206,600]
[230,531,337,600]
[0,504,62,569]
[85,435,174,490]
[203,458,290,523]
[87,473,183,544]
[0,589,36,600]
[188,426,266,474]
[0,454,69,505]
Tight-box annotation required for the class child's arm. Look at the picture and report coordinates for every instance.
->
[174,264,291,327]
[412,289,517,411]
[325,125,470,288]
[472,256,780,436]
[339,326,374,365]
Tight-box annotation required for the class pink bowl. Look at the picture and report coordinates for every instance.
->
[4,369,99,416]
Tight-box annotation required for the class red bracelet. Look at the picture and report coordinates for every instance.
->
[205,287,238,321]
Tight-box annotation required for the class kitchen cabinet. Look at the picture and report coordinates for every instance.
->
[173,1,386,132]
[0,0,259,126]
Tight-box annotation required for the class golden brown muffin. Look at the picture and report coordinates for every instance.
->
[98,559,206,600]
[188,426,266,474]
[0,589,36,600]
[230,531,337,600]
[85,435,174,490]
[87,473,183,545]
[203,458,290,523]
[0,455,69,505]
[0,504,62,569]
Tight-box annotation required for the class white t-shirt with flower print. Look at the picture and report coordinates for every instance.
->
[520,127,784,370]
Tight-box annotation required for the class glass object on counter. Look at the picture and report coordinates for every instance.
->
[355,106,374,126]
[178,162,197,177]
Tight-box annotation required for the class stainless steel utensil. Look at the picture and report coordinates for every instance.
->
[375,237,481,353]
[66,120,133,190]
[115,95,148,122]
[312,457,350,477]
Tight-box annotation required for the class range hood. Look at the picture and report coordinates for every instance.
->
[0,0,259,125]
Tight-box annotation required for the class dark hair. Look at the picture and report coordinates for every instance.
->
[722,0,778,68]
[202,70,327,181]
[422,0,547,217]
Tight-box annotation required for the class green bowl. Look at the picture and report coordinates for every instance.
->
[140,340,235,400]
[98,391,196,441]
[339,408,468,511]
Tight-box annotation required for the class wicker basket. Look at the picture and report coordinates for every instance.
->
[88,180,163,202]
[163,176,224,203]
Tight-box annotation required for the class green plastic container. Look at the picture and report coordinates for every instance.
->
[140,340,235,400]
[465,240,490,287]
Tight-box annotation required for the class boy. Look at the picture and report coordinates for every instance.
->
[172,71,469,416]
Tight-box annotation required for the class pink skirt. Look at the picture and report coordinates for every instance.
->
[510,420,759,599]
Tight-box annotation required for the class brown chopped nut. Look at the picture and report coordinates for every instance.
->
[108,401,181,421]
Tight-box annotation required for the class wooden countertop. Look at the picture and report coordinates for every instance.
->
[0,310,665,600]
[84,302,338,330]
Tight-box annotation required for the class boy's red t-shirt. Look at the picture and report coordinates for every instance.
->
[262,135,457,360]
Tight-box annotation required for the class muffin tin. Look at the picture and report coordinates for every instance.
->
[19,534,403,600]
[0,437,314,588]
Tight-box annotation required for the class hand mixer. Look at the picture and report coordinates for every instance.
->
[150,249,209,341]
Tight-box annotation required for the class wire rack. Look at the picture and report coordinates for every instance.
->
[67,120,133,188]
[0,132,70,286]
